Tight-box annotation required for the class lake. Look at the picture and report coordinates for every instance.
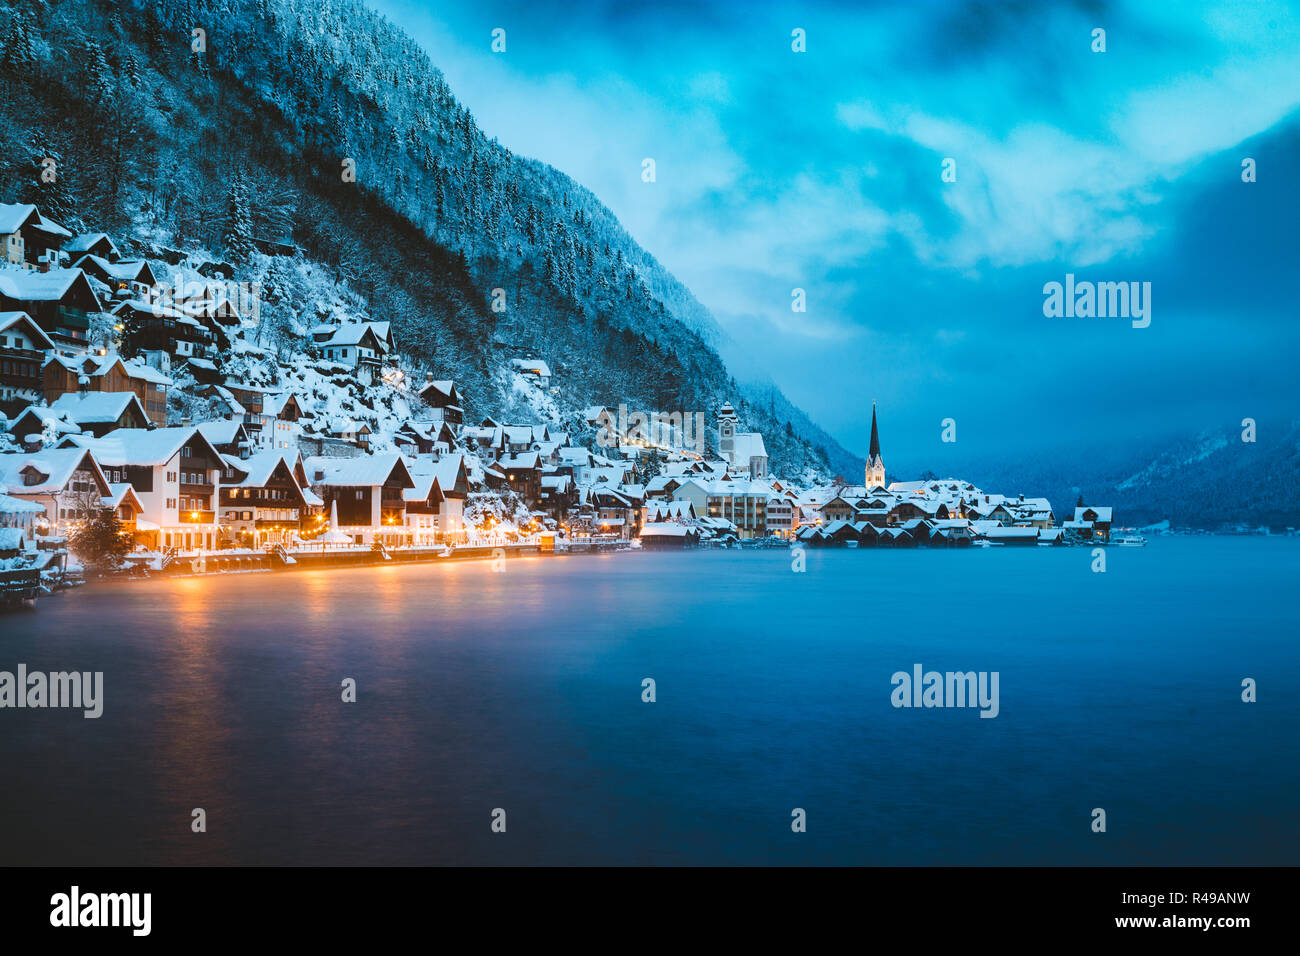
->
[1,536,1297,865]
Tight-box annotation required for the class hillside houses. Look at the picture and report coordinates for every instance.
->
[0,202,1115,568]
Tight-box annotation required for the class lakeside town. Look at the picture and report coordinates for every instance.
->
[0,201,1124,606]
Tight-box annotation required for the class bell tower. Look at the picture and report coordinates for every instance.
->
[717,400,738,462]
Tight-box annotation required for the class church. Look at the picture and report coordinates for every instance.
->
[716,401,768,478]
[865,402,885,489]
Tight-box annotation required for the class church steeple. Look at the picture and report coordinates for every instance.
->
[865,401,885,489]
[868,401,881,462]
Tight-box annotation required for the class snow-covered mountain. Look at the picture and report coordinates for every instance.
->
[960,421,1300,530]
[0,0,862,479]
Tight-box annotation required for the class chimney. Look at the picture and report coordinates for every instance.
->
[77,374,89,395]
[426,371,433,383]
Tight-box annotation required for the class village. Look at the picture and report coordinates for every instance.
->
[0,200,1118,604]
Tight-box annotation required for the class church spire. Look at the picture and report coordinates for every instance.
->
[868,401,881,462]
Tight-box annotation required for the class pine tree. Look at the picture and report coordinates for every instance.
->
[69,507,131,573]
[222,173,256,263]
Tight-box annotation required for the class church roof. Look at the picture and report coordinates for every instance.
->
[868,402,883,463]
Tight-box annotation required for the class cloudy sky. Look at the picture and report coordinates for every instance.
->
[368,0,1299,468]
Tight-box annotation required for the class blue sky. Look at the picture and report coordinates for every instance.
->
[368,0,1300,469]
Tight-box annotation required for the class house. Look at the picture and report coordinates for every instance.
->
[43,352,172,426]
[0,266,101,349]
[639,522,700,548]
[1072,506,1113,543]
[403,454,470,545]
[499,450,542,505]
[72,255,158,300]
[0,312,54,414]
[114,298,221,366]
[0,445,112,536]
[0,203,72,268]
[819,495,858,525]
[766,494,794,538]
[540,474,577,520]
[45,390,150,436]
[510,357,551,387]
[64,233,121,262]
[305,453,415,547]
[66,426,227,553]
[201,383,307,451]
[394,420,455,457]
[102,482,145,537]
[416,377,464,425]
[313,322,392,383]
[218,450,315,548]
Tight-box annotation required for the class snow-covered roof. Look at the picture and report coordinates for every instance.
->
[74,254,153,285]
[197,420,247,446]
[0,311,55,349]
[0,446,104,495]
[640,522,695,538]
[48,390,147,425]
[729,432,768,462]
[0,203,39,234]
[65,233,120,258]
[510,357,552,377]
[69,426,221,467]
[305,453,413,489]
[222,450,303,490]
[323,321,391,348]
[1075,506,1113,522]
[102,482,142,511]
[0,491,45,514]
[0,266,98,304]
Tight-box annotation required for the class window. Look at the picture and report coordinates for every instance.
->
[166,498,176,509]
[182,447,191,457]
[355,490,363,500]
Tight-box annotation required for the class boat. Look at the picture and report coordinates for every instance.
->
[1116,535,1147,547]
[845,539,859,549]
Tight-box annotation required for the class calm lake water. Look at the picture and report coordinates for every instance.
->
[2,537,1297,865]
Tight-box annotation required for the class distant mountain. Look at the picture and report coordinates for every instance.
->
[0,0,857,478]
[960,422,1300,529]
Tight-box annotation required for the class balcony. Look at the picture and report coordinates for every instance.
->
[55,306,89,331]
[180,481,215,494]
[254,515,301,527]
[178,510,216,523]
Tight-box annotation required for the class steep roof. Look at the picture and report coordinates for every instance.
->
[868,402,882,463]
[0,446,106,495]
[68,426,222,467]
[48,390,148,425]
[305,453,413,489]
[0,267,99,305]
[0,311,55,349]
